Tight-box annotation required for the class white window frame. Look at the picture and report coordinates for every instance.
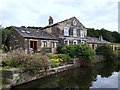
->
[73,40,78,45]
[64,40,69,45]
[41,40,47,48]
[52,42,57,48]
[54,42,57,48]
[80,30,84,38]
[64,27,69,36]
[73,28,77,37]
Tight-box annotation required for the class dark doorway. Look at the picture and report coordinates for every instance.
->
[30,41,37,51]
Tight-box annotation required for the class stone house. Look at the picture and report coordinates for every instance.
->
[41,16,87,45]
[7,26,58,53]
[7,16,110,53]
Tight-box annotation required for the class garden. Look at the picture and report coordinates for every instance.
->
[2,43,119,75]
[2,44,96,75]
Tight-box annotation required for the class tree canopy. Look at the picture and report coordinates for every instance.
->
[87,28,120,43]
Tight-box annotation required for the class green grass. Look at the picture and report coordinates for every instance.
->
[0,66,20,71]
[0,49,4,53]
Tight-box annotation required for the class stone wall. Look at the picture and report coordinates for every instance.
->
[1,64,74,89]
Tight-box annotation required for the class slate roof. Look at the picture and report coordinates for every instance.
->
[86,36,110,44]
[12,26,57,40]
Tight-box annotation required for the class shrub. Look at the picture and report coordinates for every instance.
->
[57,54,71,63]
[118,50,120,59]
[4,48,49,74]
[95,45,116,61]
[4,48,27,67]
[80,44,96,61]
[56,45,64,54]
[48,54,71,63]
[57,44,96,61]
[49,59,60,68]
[25,54,49,74]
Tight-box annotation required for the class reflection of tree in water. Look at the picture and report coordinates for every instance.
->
[95,62,119,78]
[56,67,97,88]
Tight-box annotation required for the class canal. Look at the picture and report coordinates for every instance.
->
[11,61,120,89]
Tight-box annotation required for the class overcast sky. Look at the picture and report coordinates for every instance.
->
[0,0,119,32]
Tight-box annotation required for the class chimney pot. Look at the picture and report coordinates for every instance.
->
[49,16,53,25]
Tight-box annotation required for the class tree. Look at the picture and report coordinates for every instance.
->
[1,28,10,51]
[95,45,115,61]
[87,28,120,43]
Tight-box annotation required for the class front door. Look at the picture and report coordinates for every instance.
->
[30,41,37,51]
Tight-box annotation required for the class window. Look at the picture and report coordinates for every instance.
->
[64,40,69,45]
[73,40,77,45]
[80,30,84,38]
[42,41,47,47]
[21,30,25,33]
[81,40,85,44]
[54,42,57,48]
[73,28,77,37]
[26,31,30,34]
[52,42,57,48]
[64,27,69,36]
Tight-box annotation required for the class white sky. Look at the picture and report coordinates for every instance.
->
[0,0,119,32]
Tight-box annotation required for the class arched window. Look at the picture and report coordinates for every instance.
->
[64,27,69,36]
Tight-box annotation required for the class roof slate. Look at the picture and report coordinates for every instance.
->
[86,36,110,44]
[12,26,57,40]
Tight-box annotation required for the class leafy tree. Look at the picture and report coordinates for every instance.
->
[87,28,120,43]
[95,45,116,61]
[112,31,120,43]
[1,28,10,51]
[100,28,114,42]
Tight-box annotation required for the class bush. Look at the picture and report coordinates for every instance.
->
[4,48,27,67]
[95,45,116,61]
[57,54,71,63]
[118,50,120,59]
[49,59,60,68]
[80,44,96,61]
[48,54,71,63]
[25,54,49,74]
[57,44,96,61]
[4,48,49,74]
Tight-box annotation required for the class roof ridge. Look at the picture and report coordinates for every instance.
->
[41,16,76,30]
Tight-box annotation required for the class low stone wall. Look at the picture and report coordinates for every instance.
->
[1,64,74,90]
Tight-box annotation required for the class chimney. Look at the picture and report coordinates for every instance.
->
[99,35,103,41]
[49,16,53,25]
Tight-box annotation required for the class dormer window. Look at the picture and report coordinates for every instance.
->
[64,27,69,36]
[73,28,77,37]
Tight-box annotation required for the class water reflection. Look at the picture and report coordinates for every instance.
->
[12,61,120,89]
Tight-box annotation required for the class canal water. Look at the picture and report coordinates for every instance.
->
[11,61,120,89]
